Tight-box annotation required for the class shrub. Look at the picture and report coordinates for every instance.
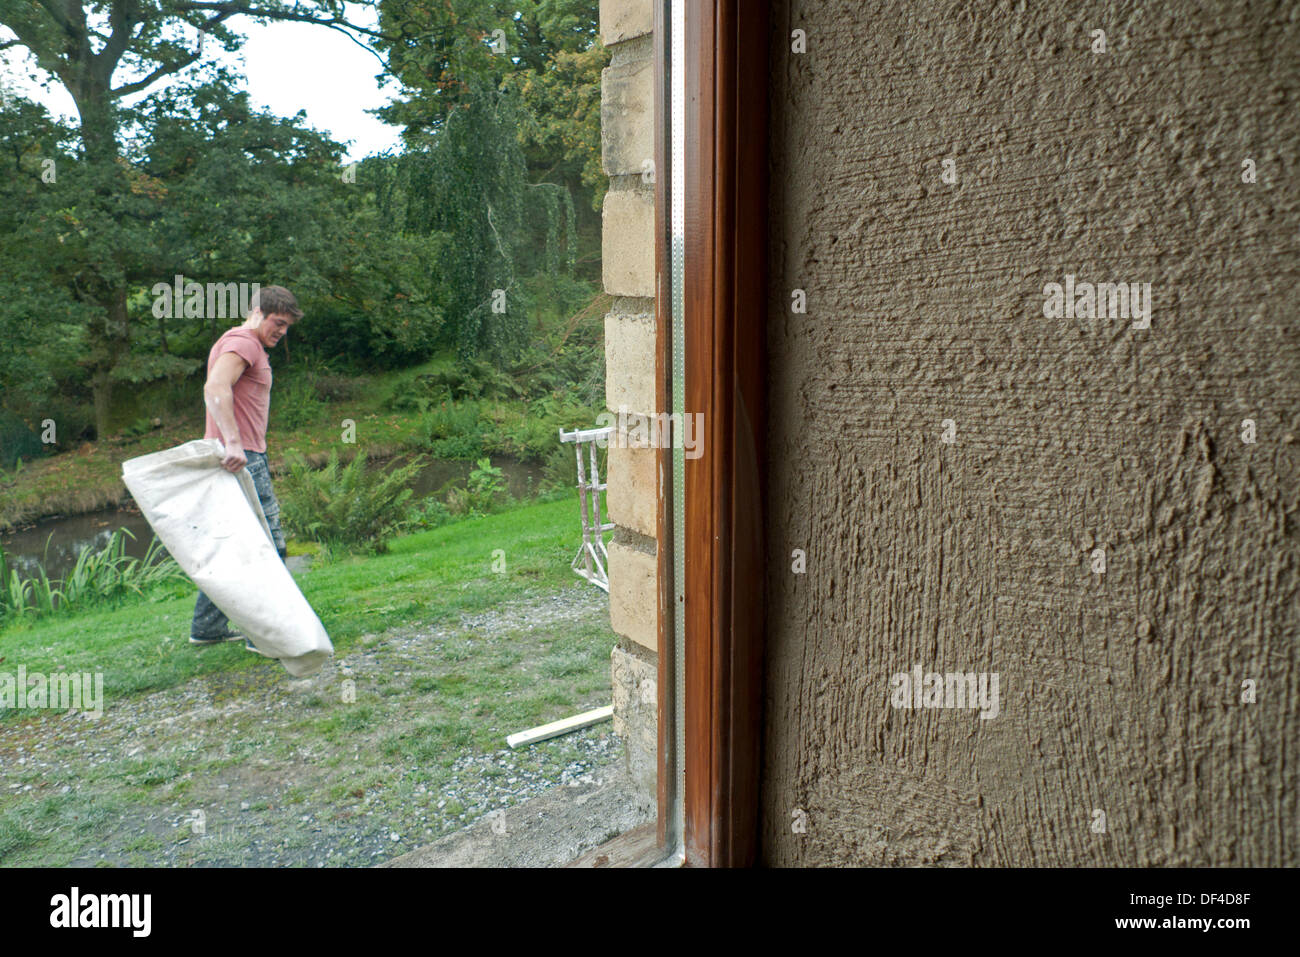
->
[43,397,96,448]
[0,409,44,470]
[491,393,603,463]
[420,400,480,441]
[540,442,578,493]
[419,401,485,460]
[415,362,488,402]
[278,450,423,552]
[61,529,185,606]
[386,357,524,414]
[429,433,484,460]
[0,552,48,620]
[312,375,366,402]
[447,458,508,516]
[61,527,185,600]
[274,374,326,429]
[121,416,161,438]
[403,495,451,531]
[469,457,507,507]
[478,402,550,462]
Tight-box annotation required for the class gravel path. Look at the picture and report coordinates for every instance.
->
[0,584,629,867]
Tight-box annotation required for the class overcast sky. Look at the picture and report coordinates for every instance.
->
[0,2,404,162]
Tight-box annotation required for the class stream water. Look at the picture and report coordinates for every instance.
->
[0,454,544,581]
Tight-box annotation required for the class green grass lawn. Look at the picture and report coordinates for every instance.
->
[1,496,582,706]
[0,497,620,866]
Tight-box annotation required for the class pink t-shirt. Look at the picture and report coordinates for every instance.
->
[203,328,272,453]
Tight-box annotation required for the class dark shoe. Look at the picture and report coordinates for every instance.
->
[190,629,243,646]
[244,638,270,657]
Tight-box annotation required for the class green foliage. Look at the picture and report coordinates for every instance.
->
[65,531,183,603]
[390,276,605,466]
[471,456,506,507]
[528,181,577,276]
[540,441,579,492]
[511,36,609,211]
[413,385,602,467]
[0,99,99,423]
[285,218,450,369]
[427,434,485,461]
[479,403,556,461]
[0,530,186,622]
[273,372,327,430]
[311,374,368,403]
[39,396,97,450]
[390,359,521,413]
[403,495,452,531]
[419,401,485,459]
[0,12,451,437]
[279,450,423,552]
[372,85,537,363]
[508,274,607,406]
[420,398,478,441]
[370,1,603,362]
[0,409,45,470]
[120,416,162,439]
[1,1,605,442]
[375,0,608,209]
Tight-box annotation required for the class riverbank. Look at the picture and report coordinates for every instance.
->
[0,404,425,534]
[0,450,545,581]
[0,497,622,866]
[0,355,605,534]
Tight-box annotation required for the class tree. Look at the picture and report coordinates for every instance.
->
[0,1,605,431]
[0,95,97,414]
[374,0,605,208]
[368,0,600,361]
[0,0,403,437]
[372,81,578,362]
[0,1,457,437]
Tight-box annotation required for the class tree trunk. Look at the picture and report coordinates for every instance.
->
[89,287,130,439]
[71,80,130,441]
[90,369,112,441]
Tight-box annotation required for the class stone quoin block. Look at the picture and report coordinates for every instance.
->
[608,537,657,653]
[600,0,654,46]
[604,305,656,415]
[606,441,657,540]
[601,189,656,298]
[601,56,654,178]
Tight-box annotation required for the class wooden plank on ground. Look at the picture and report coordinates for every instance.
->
[506,705,614,749]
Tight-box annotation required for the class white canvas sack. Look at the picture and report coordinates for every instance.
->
[122,438,332,676]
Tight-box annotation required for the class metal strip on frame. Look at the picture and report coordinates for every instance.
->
[668,0,687,862]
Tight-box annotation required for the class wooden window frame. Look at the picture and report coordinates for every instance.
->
[653,0,770,868]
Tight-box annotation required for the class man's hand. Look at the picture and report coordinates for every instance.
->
[221,439,247,473]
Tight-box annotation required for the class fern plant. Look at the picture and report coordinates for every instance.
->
[279,450,425,552]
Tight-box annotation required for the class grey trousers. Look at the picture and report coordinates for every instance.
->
[190,450,288,639]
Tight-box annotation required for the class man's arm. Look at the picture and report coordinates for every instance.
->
[204,351,249,472]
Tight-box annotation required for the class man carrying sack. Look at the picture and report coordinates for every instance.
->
[190,285,301,650]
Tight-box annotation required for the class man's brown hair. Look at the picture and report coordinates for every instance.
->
[252,285,303,321]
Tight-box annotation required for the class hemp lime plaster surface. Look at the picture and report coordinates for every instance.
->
[761,0,1299,865]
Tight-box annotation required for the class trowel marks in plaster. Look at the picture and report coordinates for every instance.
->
[760,0,1299,866]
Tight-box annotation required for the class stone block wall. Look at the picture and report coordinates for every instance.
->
[600,0,658,809]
